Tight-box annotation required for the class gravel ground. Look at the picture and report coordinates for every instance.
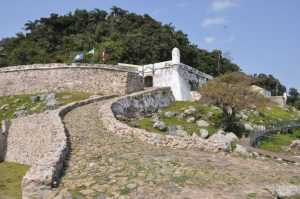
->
[50,100,300,199]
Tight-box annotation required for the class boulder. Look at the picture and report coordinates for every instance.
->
[190,91,201,101]
[17,105,26,111]
[269,185,300,198]
[177,113,185,121]
[253,125,266,132]
[151,115,159,123]
[187,117,196,123]
[290,139,300,149]
[196,119,209,127]
[234,144,247,155]
[184,107,196,116]
[209,133,228,144]
[0,104,9,110]
[153,121,166,131]
[30,95,40,102]
[225,132,239,142]
[46,99,60,109]
[244,123,254,131]
[14,98,22,103]
[200,129,209,138]
[13,110,27,118]
[176,130,188,137]
[164,111,177,118]
[176,125,185,131]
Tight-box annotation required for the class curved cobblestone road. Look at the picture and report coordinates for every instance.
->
[51,100,300,199]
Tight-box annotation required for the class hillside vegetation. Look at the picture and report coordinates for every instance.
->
[0,7,239,77]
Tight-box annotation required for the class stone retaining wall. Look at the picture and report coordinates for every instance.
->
[0,95,114,198]
[99,88,227,152]
[0,64,143,96]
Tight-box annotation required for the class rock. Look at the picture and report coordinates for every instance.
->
[269,185,300,198]
[244,123,254,131]
[46,98,60,109]
[209,133,228,144]
[127,183,137,189]
[151,115,159,123]
[253,124,266,132]
[17,105,26,111]
[290,139,300,149]
[234,144,247,154]
[267,107,273,111]
[153,121,166,131]
[176,125,184,131]
[217,129,226,135]
[164,111,177,118]
[200,129,209,138]
[190,91,201,101]
[225,132,239,142]
[184,108,196,116]
[30,95,40,102]
[239,112,248,120]
[13,110,27,118]
[253,111,259,116]
[46,92,56,101]
[177,113,185,121]
[187,117,196,123]
[196,119,209,127]
[14,98,22,103]
[176,130,188,137]
[0,104,9,110]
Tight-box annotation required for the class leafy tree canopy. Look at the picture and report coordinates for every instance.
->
[0,6,240,77]
[252,73,286,96]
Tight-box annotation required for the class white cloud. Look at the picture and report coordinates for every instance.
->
[211,0,238,12]
[204,37,216,44]
[202,17,227,28]
[204,35,235,45]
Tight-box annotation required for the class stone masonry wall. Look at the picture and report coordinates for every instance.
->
[0,95,114,199]
[20,95,115,199]
[0,64,143,96]
[0,120,10,162]
[99,88,227,152]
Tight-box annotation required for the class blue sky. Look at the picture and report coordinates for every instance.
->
[1,0,300,92]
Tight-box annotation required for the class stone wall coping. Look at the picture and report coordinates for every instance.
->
[21,94,116,199]
[0,63,138,73]
[99,88,227,153]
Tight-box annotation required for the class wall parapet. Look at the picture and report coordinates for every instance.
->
[99,88,228,153]
[1,95,116,199]
[0,64,143,96]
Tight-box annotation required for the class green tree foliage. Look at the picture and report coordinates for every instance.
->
[252,73,286,96]
[200,72,270,134]
[287,87,300,110]
[0,7,239,76]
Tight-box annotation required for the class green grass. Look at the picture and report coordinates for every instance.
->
[135,101,222,136]
[0,92,94,122]
[260,128,300,153]
[0,162,30,199]
[246,105,299,125]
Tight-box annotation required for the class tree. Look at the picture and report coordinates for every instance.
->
[200,72,269,134]
[287,87,300,105]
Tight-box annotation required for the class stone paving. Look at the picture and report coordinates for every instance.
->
[51,101,300,199]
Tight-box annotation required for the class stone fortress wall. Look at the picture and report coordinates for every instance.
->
[99,88,228,152]
[0,63,143,96]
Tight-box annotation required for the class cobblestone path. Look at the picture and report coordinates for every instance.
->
[51,100,300,199]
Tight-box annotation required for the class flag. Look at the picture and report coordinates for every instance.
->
[87,48,95,55]
[73,52,83,61]
[102,51,106,63]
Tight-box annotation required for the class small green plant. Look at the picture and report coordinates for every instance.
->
[119,186,131,195]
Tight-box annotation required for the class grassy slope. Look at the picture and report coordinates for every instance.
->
[0,92,93,121]
[260,128,300,153]
[0,162,30,199]
[136,101,222,136]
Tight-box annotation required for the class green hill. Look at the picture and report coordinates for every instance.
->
[0,6,239,77]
